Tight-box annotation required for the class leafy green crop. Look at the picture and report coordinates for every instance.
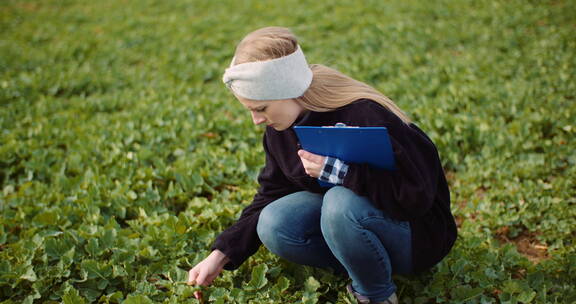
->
[1,0,574,303]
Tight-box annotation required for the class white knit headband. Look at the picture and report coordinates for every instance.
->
[222,45,313,100]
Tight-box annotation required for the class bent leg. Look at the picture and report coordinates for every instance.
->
[320,186,412,302]
[257,191,345,273]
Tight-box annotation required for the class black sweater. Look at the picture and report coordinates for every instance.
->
[212,99,457,273]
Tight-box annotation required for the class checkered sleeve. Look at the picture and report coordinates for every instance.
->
[318,156,349,185]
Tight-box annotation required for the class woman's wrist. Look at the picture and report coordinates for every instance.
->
[210,249,230,267]
[318,156,349,185]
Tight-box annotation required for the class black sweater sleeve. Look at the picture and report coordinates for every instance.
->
[341,102,441,221]
[211,132,300,270]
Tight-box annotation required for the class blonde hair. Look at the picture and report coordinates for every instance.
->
[230,26,411,124]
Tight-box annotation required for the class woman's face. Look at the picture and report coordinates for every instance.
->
[235,94,306,131]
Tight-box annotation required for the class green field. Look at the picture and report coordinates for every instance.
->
[1,0,575,303]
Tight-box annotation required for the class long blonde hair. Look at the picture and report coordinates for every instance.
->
[230,26,411,124]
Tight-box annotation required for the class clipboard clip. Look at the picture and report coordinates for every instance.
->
[321,122,359,128]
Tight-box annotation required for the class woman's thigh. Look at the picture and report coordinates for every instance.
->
[321,186,412,275]
[257,191,323,238]
[257,191,345,272]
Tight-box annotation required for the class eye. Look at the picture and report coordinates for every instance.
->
[255,107,267,113]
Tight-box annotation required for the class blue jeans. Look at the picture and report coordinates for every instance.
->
[256,186,412,302]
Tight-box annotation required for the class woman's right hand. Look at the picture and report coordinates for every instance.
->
[187,249,230,286]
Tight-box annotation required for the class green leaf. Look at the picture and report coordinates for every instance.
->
[450,285,483,302]
[246,263,268,290]
[81,259,112,281]
[0,225,6,244]
[62,288,88,304]
[45,237,75,261]
[229,288,246,302]
[61,247,76,267]
[33,210,59,226]
[208,287,227,302]
[85,238,102,257]
[101,228,117,248]
[99,291,124,303]
[20,266,37,282]
[518,290,536,303]
[122,294,153,304]
[301,276,321,304]
[127,190,138,200]
[304,276,320,292]
[273,276,290,294]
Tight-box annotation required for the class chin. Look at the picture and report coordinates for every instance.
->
[271,124,287,131]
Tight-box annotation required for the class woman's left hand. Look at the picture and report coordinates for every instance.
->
[297,149,325,178]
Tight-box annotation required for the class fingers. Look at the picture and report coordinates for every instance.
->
[297,150,324,164]
[300,158,315,175]
[188,263,222,287]
[196,270,210,286]
[187,268,199,286]
[188,266,212,286]
[297,150,325,178]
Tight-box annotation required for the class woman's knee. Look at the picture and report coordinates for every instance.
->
[257,194,317,248]
[322,186,359,218]
[320,186,355,231]
[257,204,281,246]
[321,186,379,230]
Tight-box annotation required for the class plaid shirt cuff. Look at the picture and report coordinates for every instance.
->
[319,156,349,185]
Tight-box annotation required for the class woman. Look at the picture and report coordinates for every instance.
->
[188,26,457,304]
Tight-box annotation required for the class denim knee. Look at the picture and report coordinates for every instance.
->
[322,186,363,224]
[257,203,280,249]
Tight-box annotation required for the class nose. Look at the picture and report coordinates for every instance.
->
[251,111,266,125]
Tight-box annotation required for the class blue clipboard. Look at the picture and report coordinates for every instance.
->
[293,123,395,187]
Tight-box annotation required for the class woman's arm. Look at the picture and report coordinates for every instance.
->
[342,128,442,221]
[209,132,300,270]
[187,249,230,286]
